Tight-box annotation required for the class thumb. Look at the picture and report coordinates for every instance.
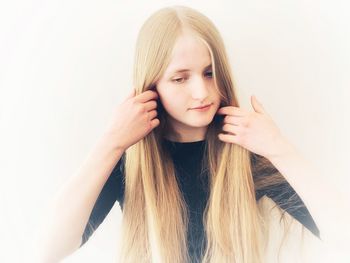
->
[251,95,267,114]
[126,88,136,100]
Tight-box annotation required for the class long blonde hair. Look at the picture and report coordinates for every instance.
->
[117,5,305,263]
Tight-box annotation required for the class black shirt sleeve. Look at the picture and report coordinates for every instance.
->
[265,181,321,239]
[80,153,125,247]
[251,152,320,239]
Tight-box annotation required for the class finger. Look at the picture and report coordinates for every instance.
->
[251,95,270,116]
[148,109,158,120]
[223,115,244,126]
[136,90,159,103]
[144,100,158,111]
[216,106,247,117]
[218,133,239,144]
[150,118,160,129]
[222,123,242,135]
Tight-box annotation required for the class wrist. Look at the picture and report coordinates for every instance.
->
[96,132,126,156]
[267,136,298,163]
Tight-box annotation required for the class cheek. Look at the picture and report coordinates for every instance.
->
[160,93,188,113]
[210,91,221,105]
[162,99,183,113]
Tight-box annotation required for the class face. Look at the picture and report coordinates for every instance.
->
[156,33,221,142]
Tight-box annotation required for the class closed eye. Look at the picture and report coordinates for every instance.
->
[173,77,186,83]
[172,71,213,84]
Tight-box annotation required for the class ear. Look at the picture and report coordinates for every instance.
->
[251,95,268,115]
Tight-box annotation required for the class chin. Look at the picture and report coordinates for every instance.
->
[187,116,215,128]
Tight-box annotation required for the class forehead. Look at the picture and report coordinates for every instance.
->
[164,33,212,75]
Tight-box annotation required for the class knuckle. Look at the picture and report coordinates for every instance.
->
[148,111,155,120]
[138,104,146,113]
[129,97,136,105]
[131,98,139,107]
[243,118,250,127]
[238,133,245,143]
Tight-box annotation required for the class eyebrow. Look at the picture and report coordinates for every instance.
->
[170,63,212,75]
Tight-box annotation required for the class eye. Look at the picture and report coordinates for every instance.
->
[205,71,213,78]
[171,71,212,84]
[172,77,187,84]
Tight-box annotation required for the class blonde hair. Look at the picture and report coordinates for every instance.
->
[117,5,306,263]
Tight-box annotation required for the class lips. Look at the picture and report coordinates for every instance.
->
[191,103,212,109]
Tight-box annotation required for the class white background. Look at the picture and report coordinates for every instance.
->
[0,0,349,262]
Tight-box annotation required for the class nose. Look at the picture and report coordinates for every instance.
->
[190,75,209,101]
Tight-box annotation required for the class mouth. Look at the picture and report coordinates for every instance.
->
[190,103,213,111]
[191,103,212,110]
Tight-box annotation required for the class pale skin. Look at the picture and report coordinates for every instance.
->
[216,95,350,255]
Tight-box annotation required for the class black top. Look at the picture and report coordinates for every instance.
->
[80,139,320,261]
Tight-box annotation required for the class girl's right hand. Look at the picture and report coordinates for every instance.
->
[104,88,160,152]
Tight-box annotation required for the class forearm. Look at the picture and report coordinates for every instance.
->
[268,138,350,249]
[33,135,125,262]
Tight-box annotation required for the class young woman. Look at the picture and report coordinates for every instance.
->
[35,5,349,263]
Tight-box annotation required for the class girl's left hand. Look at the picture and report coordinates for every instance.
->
[216,95,290,160]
